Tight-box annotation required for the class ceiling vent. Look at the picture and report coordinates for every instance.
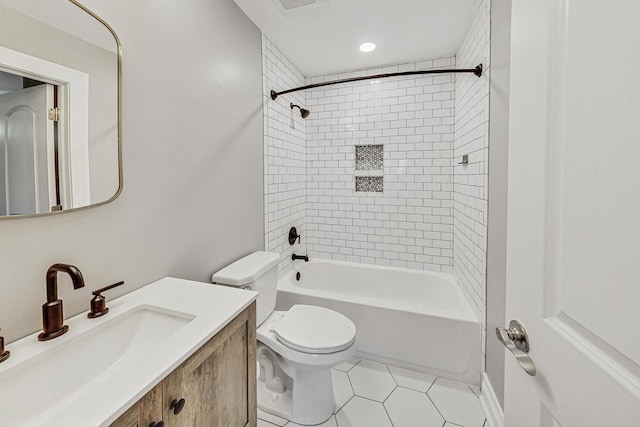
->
[277,0,318,11]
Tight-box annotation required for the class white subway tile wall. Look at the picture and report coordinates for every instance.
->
[263,35,307,276]
[304,57,457,272]
[453,0,490,363]
[262,5,491,370]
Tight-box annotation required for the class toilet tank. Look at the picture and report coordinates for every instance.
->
[212,251,280,326]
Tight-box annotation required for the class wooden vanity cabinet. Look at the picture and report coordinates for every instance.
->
[111,303,256,427]
[109,386,163,427]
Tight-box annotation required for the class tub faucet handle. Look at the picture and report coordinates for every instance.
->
[288,227,301,245]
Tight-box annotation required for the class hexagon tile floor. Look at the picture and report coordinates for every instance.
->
[257,357,487,427]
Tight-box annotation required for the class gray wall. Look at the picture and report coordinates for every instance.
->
[485,0,511,408]
[0,0,264,342]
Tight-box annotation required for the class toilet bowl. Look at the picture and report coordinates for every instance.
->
[212,251,357,425]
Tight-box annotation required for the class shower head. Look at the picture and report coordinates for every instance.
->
[290,103,310,119]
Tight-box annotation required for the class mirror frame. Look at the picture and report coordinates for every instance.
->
[0,0,122,219]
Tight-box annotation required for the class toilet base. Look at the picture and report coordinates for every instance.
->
[257,343,338,425]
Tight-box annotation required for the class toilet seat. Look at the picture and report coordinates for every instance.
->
[273,305,356,354]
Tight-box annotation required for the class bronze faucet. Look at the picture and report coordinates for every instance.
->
[38,264,85,341]
[0,328,9,363]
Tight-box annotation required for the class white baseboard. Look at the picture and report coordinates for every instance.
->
[480,373,504,427]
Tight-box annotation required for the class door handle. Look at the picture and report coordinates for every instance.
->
[496,320,536,376]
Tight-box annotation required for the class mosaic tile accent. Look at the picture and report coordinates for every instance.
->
[355,145,383,170]
[355,176,383,192]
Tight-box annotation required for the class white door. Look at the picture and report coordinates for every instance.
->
[0,84,56,215]
[503,1,640,426]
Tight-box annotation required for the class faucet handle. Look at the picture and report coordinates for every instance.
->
[87,281,124,319]
[288,227,301,245]
[0,329,10,363]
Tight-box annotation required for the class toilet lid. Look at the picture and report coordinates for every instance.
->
[274,305,356,354]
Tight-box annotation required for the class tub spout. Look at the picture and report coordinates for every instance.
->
[292,254,309,262]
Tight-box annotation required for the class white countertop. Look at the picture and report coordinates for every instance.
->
[0,277,257,427]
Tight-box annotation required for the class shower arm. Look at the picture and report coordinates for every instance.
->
[270,64,482,100]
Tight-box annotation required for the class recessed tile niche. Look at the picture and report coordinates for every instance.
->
[355,176,383,192]
[355,145,383,170]
[355,145,383,192]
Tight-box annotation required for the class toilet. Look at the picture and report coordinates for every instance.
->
[212,251,357,425]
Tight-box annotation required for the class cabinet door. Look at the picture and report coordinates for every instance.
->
[110,384,163,427]
[163,303,256,427]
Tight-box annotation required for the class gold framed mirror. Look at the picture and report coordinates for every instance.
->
[0,0,121,218]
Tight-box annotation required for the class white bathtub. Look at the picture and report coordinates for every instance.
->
[276,259,481,385]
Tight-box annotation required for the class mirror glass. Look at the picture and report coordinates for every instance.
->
[0,0,120,217]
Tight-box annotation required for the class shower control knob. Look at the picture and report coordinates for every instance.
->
[288,227,301,245]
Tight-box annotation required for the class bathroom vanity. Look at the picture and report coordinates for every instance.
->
[0,278,257,427]
[111,302,256,427]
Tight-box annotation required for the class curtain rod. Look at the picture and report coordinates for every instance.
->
[270,64,482,100]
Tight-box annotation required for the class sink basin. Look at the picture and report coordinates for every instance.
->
[0,305,193,425]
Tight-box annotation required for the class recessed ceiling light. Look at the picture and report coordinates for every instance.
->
[359,42,376,53]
